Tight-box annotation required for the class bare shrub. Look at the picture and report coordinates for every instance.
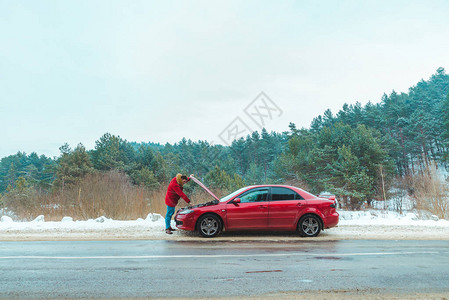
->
[389,176,412,214]
[411,165,449,219]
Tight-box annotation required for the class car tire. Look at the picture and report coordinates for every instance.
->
[198,214,221,238]
[297,214,321,237]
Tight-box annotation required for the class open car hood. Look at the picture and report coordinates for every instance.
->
[190,175,220,201]
[190,199,219,209]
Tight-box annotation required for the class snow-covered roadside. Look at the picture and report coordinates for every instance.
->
[0,213,170,241]
[1,210,448,241]
[327,210,449,240]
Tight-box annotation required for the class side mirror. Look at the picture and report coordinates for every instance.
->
[329,195,336,201]
[232,198,241,205]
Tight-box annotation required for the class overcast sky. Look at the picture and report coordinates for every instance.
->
[1,0,449,158]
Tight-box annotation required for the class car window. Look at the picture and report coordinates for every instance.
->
[239,189,269,203]
[271,187,304,201]
[220,187,248,202]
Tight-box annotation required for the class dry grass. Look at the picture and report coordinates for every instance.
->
[35,171,152,221]
[412,165,449,219]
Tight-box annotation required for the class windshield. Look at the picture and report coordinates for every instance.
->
[219,187,248,202]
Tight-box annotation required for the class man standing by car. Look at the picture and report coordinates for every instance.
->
[165,173,192,234]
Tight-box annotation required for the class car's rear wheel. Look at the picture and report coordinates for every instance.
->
[298,214,321,237]
[198,214,221,238]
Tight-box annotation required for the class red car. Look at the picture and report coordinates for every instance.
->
[175,184,339,238]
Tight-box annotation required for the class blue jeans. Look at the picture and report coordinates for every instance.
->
[165,206,175,229]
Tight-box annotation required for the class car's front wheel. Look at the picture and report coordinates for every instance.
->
[298,214,321,237]
[198,214,221,238]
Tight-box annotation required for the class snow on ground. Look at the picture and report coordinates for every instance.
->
[338,210,445,225]
[1,210,449,241]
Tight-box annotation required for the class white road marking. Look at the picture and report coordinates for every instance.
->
[0,251,440,260]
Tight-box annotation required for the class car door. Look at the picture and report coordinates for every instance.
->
[268,187,307,229]
[226,187,269,230]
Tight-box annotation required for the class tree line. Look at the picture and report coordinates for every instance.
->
[1,68,448,212]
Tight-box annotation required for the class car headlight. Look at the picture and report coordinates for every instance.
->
[178,209,195,215]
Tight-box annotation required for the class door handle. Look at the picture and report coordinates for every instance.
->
[297,202,303,206]
[259,205,268,209]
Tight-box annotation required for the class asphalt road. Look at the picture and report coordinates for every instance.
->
[1,240,449,298]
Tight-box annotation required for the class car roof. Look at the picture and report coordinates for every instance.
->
[242,184,317,199]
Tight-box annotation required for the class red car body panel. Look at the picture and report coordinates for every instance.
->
[175,185,339,234]
[226,202,269,229]
[267,199,307,230]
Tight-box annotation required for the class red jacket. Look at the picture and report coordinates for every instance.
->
[165,175,191,207]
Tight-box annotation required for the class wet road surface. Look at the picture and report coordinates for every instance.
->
[1,240,449,298]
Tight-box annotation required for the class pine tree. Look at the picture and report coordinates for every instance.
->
[55,143,94,189]
[91,133,136,171]
[6,162,16,188]
[442,93,449,162]
[205,165,244,194]
[131,167,160,190]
